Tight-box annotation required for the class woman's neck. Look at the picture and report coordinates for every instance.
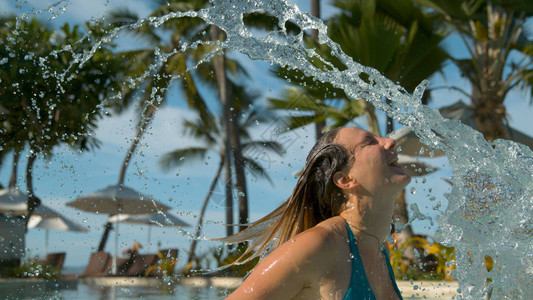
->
[340,195,394,253]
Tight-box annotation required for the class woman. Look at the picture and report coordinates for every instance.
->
[225,127,410,299]
[119,240,142,274]
[121,240,142,258]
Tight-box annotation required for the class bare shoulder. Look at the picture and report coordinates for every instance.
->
[296,217,347,253]
[226,217,346,300]
[258,218,343,272]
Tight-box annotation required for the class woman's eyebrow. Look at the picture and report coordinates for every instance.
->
[361,134,376,143]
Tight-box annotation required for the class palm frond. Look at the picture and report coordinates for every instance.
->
[159,147,208,171]
[107,8,162,44]
[242,156,274,186]
[243,140,285,157]
[268,87,328,112]
[182,118,219,146]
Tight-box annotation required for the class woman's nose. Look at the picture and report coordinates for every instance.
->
[382,138,396,151]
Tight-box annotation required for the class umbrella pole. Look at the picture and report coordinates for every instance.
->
[147,226,151,252]
[45,229,49,257]
[113,220,119,275]
[97,222,113,251]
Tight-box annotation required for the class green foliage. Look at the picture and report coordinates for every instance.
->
[211,244,259,278]
[413,0,533,108]
[10,257,60,279]
[180,244,258,278]
[145,250,178,277]
[268,0,449,134]
[180,248,214,276]
[107,0,225,121]
[0,17,125,156]
[217,244,259,277]
[388,236,456,281]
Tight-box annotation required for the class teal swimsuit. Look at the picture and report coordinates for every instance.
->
[343,221,403,300]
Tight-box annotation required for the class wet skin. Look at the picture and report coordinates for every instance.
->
[226,127,411,300]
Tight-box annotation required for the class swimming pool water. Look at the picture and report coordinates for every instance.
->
[0,279,230,300]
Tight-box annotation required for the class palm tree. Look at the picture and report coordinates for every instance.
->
[94,0,218,250]
[99,1,252,248]
[159,83,283,267]
[210,25,240,236]
[413,0,533,141]
[107,0,213,188]
[0,18,123,229]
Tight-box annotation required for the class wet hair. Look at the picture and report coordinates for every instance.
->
[218,128,352,262]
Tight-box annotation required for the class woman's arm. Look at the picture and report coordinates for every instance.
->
[226,226,333,300]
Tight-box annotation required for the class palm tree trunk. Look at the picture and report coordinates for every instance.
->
[98,104,157,251]
[232,139,248,232]
[471,92,508,141]
[364,102,381,134]
[9,151,20,189]
[211,25,234,237]
[392,190,412,239]
[392,190,416,264]
[186,154,225,265]
[25,150,41,232]
[20,97,42,231]
[223,154,234,237]
[118,105,156,185]
[310,0,325,139]
[310,0,320,40]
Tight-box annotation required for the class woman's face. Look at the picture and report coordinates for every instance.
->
[335,127,411,195]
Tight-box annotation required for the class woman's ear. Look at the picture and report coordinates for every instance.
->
[333,170,357,190]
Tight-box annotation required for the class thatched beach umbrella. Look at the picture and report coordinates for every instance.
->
[28,204,89,256]
[66,184,170,274]
[108,212,188,251]
[66,185,169,215]
[0,188,29,215]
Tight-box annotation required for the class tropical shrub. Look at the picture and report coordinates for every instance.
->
[389,236,455,281]
[10,257,60,279]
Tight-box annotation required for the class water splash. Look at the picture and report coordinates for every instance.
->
[156,2,532,297]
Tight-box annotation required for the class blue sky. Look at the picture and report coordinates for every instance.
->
[1,0,532,269]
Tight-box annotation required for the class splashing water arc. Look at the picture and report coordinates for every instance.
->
[193,2,533,298]
[11,0,533,298]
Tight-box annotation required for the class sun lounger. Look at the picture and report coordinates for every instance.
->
[115,257,130,275]
[81,251,162,277]
[38,252,66,271]
[122,254,159,276]
[80,251,111,277]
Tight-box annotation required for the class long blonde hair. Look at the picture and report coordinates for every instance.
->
[218,128,352,262]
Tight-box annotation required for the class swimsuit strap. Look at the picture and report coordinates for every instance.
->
[343,220,403,300]
[344,221,376,300]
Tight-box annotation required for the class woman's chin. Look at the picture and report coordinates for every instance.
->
[392,172,412,188]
